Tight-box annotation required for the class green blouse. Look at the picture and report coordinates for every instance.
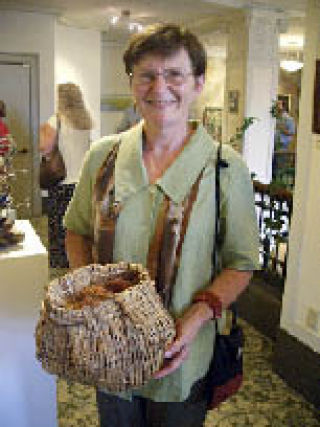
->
[64,121,260,402]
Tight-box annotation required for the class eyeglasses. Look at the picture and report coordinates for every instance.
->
[130,69,194,86]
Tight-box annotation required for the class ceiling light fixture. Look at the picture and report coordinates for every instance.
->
[129,22,143,32]
[280,59,303,72]
[280,51,303,72]
[109,10,143,33]
[110,16,120,25]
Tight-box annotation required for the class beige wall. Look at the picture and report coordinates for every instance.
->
[281,0,320,354]
[55,24,101,140]
[0,11,101,138]
[224,14,247,150]
[192,55,226,121]
[0,11,55,123]
[100,40,130,136]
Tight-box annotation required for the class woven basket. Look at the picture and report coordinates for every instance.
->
[35,262,175,392]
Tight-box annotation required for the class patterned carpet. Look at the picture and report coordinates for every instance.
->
[31,216,320,427]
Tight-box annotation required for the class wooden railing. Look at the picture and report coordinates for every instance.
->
[253,180,293,288]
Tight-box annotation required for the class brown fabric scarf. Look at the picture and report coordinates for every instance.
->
[92,141,204,308]
[147,172,204,308]
[92,141,121,264]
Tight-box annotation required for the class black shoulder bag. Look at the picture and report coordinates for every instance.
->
[207,142,244,410]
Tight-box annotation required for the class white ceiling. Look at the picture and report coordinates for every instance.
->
[0,0,307,46]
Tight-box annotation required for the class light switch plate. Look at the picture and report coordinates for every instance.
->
[306,307,320,332]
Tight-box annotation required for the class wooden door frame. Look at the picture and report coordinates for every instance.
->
[313,60,320,134]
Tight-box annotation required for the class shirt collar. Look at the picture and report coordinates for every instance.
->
[158,124,215,203]
[115,121,216,204]
[114,121,147,203]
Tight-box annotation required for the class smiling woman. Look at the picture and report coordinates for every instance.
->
[129,49,204,146]
[122,24,206,184]
[63,23,259,427]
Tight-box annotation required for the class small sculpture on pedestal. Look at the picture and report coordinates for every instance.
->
[0,100,24,248]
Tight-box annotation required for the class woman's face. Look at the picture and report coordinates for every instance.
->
[130,48,204,130]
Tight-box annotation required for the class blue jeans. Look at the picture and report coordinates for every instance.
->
[96,376,208,427]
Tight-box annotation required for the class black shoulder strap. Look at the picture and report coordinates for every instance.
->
[214,142,238,325]
[214,141,228,272]
[55,114,61,149]
[57,114,61,130]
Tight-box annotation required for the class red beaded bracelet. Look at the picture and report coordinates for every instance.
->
[193,291,222,319]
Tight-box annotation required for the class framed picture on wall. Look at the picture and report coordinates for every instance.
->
[228,90,239,113]
[313,60,320,134]
[203,107,222,142]
[277,94,291,113]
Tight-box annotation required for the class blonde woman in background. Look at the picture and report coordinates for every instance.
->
[39,82,93,268]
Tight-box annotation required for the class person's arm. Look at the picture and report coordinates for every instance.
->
[285,121,295,136]
[39,122,57,155]
[63,144,95,265]
[64,138,117,267]
[154,269,252,379]
[154,149,259,379]
[280,126,294,136]
[65,230,93,269]
[277,116,295,136]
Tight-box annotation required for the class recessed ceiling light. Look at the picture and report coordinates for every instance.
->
[110,16,119,25]
[129,22,143,32]
[280,50,303,72]
[108,10,143,34]
[280,60,303,72]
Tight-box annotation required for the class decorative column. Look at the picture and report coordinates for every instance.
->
[242,7,282,183]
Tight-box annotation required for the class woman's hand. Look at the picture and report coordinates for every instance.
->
[153,302,212,379]
[39,123,57,155]
[65,230,93,269]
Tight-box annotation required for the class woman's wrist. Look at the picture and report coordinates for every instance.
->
[192,290,222,319]
[191,301,214,325]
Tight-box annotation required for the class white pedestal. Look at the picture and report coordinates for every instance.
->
[0,220,57,427]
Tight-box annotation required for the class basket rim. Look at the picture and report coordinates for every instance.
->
[46,262,155,318]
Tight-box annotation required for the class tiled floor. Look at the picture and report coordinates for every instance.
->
[31,216,320,427]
